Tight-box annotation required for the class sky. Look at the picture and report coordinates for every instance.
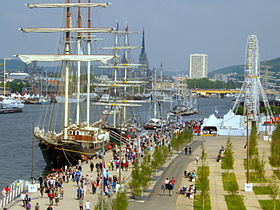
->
[1,0,280,73]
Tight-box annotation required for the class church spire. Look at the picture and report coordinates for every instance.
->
[141,29,145,54]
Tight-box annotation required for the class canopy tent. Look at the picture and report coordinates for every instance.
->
[200,114,223,135]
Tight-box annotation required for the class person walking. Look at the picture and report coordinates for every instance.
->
[161,183,165,196]
[164,178,169,192]
[35,203,40,210]
[90,162,94,172]
[170,177,176,196]
[85,200,91,210]
[195,155,200,165]
[77,187,82,200]
[25,202,31,210]
[188,147,192,155]
[48,190,54,205]
[47,205,53,210]
[79,198,84,210]
[185,147,188,155]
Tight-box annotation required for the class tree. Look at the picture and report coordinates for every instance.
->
[249,121,258,160]
[253,155,266,181]
[222,137,234,170]
[269,176,280,210]
[128,160,142,197]
[201,144,207,166]
[94,195,109,210]
[139,151,152,195]
[198,144,209,209]
[270,124,280,167]
[151,146,165,171]
[111,191,128,210]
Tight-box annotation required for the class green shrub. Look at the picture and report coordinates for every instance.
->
[222,173,239,195]
[111,191,128,210]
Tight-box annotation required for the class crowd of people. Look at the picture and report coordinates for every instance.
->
[10,119,198,209]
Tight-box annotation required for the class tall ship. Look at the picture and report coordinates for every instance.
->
[17,1,116,168]
[92,23,149,140]
[171,78,198,116]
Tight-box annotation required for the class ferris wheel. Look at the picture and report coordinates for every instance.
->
[233,35,273,121]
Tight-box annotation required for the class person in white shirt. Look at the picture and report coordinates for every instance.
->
[85,200,90,210]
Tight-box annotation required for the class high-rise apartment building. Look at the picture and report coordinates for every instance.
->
[189,54,208,79]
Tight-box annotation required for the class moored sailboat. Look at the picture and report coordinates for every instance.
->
[17,1,115,168]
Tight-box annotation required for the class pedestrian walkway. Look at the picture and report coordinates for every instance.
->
[8,149,132,210]
[176,135,266,210]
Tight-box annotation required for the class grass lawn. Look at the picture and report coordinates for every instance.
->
[196,166,210,191]
[225,195,246,210]
[222,173,239,192]
[253,186,273,195]
[197,166,209,176]
[259,200,280,210]
[273,170,280,179]
[244,158,258,170]
[194,194,211,210]
[248,172,267,183]
[221,161,234,170]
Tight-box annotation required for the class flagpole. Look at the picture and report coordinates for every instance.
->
[101,133,104,210]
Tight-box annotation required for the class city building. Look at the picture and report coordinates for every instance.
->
[189,54,208,79]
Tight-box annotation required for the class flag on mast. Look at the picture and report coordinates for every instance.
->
[125,23,128,32]
[102,162,109,195]
[116,20,119,31]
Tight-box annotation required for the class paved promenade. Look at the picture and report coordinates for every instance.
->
[8,149,132,210]
[8,134,276,210]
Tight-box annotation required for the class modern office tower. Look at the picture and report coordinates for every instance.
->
[189,54,208,79]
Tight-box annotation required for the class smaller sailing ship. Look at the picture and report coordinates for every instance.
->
[171,78,198,116]
[171,96,198,116]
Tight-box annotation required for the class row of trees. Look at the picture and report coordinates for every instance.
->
[196,144,210,210]
[247,121,266,182]
[270,124,280,167]
[129,128,193,198]
[129,146,170,197]
[170,128,193,151]
[186,78,241,89]
[1,81,31,93]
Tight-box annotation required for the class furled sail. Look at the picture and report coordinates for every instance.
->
[16,54,114,64]
[92,83,142,87]
[98,64,146,69]
[93,102,141,107]
[26,3,111,8]
[100,46,141,50]
[20,27,114,33]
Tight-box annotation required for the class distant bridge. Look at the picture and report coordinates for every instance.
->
[192,89,277,94]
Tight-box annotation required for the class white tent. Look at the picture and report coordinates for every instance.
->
[200,114,223,135]
[218,110,246,136]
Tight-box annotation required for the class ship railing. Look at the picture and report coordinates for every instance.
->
[0,180,26,208]
[110,130,130,144]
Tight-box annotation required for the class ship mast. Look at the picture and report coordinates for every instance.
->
[86,0,91,126]
[113,23,119,128]
[64,0,71,139]
[123,23,129,124]
[76,0,82,125]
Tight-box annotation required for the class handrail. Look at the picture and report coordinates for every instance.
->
[0,180,25,208]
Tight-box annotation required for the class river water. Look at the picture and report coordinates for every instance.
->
[0,97,233,189]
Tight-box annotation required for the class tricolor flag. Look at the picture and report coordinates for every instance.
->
[102,162,109,195]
